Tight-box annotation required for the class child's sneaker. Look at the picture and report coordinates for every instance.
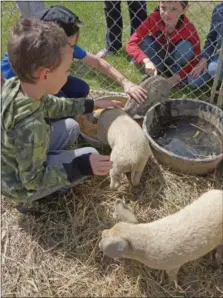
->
[130,58,136,65]
[97,48,115,58]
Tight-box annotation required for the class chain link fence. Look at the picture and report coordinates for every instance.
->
[1,1,222,104]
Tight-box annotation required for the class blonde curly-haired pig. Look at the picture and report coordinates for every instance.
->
[94,107,151,189]
[99,189,223,284]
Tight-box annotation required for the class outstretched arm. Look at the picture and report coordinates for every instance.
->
[83,53,147,103]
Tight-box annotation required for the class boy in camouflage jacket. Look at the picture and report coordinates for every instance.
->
[1,18,120,206]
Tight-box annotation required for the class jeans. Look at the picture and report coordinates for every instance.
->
[187,54,223,88]
[140,36,194,75]
[104,1,147,52]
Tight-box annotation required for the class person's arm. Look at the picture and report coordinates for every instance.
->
[83,53,147,103]
[73,43,146,102]
[43,94,94,119]
[43,94,124,119]
[73,44,146,102]
[200,6,219,61]
[126,14,159,76]
[15,120,94,191]
[126,15,153,64]
[189,6,220,79]
[83,52,130,89]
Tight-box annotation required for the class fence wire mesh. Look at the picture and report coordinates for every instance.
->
[1,1,222,105]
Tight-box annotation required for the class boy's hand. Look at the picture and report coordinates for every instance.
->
[94,99,123,109]
[143,58,158,76]
[190,58,208,78]
[90,153,113,176]
[123,81,147,103]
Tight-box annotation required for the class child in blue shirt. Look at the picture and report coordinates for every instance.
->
[188,3,223,87]
[1,5,147,103]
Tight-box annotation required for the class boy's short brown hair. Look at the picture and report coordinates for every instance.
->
[8,18,68,83]
[160,1,189,9]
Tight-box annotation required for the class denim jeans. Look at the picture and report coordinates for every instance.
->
[187,3,223,88]
[187,54,223,88]
[139,36,194,75]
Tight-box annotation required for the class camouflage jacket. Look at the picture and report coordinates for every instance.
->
[1,77,94,202]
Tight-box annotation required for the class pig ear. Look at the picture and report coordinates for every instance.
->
[99,237,129,258]
[114,199,138,224]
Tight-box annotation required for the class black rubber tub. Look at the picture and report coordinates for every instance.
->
[143,98,223,175]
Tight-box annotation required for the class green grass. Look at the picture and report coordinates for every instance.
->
[1,1,218,95]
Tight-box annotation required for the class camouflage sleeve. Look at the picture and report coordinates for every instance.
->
[15,119,70,191]
[43,94,94,119]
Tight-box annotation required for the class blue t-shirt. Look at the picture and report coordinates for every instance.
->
[1,44,87,79]
[201,3,223,60]
[73,44,87,59]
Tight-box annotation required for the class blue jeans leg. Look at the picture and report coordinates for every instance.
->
[139,36,165,72]
[168,40,194,74]
[187,54,223,88]
[187,72,213,88]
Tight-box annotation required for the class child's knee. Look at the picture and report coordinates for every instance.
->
[66,118,80,140]
[208,61,219,77]
[140,36,156,54]
[208,55,223,80]
[172,40,194,64]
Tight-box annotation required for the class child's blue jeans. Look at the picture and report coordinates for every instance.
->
[187,54,223,88]
[57,75,90,98]
[139,36,194,78]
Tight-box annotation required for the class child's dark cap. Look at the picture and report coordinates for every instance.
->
[34,5,84,37]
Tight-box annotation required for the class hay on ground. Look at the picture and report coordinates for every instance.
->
[2,93,223,296]
[2,158,223,297]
